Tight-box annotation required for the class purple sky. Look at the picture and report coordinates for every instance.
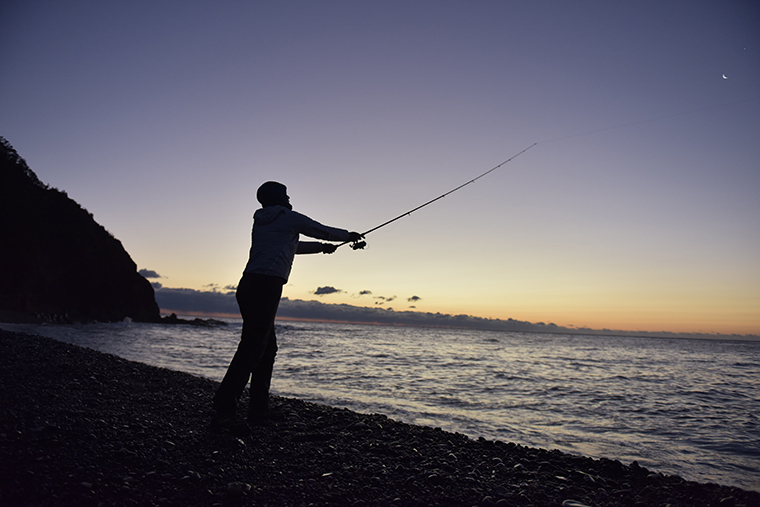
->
[2,1,758,334]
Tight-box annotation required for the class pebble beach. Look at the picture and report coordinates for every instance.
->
[1,329,757,507]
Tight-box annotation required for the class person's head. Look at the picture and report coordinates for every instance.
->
[257,181,291,209]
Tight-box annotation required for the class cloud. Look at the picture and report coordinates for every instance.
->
[407,295,422,302]
[373,295,397,305]
[151,282,163,289]
[313,286,343,296]
[139,269,161,279]
[276,298,560,332]
[203,283,223,292]
[152,288,759,340]
[154,287,238,315]
[224,285,237,292]
[358,290,372,296]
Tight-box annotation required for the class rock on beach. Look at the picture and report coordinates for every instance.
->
[1,329,758,507]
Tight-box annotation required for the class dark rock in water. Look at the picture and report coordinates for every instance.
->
[161,313,228,327]
[0,137,160,323]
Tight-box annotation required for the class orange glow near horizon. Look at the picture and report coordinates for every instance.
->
[159,298,760,337]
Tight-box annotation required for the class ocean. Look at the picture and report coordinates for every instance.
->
[2,318,758,492]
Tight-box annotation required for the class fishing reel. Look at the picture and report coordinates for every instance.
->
[351,240,367,250]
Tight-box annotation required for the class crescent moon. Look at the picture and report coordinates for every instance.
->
[722,74,728,79]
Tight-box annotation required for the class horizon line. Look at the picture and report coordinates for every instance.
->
[158,307,760,342]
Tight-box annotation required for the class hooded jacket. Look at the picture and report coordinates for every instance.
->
[243,205,351,282]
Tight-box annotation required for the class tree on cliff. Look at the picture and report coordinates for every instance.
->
[0,137,160,323]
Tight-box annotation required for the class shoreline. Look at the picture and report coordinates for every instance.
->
[1,329,757,506]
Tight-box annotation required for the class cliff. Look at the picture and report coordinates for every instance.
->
[0,137,160,323]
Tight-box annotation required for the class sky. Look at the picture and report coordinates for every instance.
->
[2,1,759,336]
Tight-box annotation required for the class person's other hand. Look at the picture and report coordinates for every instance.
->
[348,232,364,242]
[322,243,338,254]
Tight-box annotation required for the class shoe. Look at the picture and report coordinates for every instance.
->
[211,414,251,436]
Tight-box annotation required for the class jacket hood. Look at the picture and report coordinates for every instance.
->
[253,205,288,225]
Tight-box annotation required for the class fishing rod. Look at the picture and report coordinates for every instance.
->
[339,142,537,250]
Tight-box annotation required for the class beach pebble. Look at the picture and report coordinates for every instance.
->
[562,501,591,507]
[492,485,508,497]
[480,495,496,506]
[226,481,251,496]
[181,470,201,482]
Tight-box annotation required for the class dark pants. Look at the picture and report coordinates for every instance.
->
[213,272,284,417]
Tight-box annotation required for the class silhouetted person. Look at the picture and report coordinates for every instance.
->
[212,181,362,435]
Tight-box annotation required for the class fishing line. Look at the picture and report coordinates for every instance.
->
[339,96,758,250]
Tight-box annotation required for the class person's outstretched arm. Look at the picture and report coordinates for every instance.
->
[296,241,336,254]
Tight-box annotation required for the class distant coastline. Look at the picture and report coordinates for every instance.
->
[155,286,759,341]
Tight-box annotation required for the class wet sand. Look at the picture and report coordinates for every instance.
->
[1,329,757,507]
